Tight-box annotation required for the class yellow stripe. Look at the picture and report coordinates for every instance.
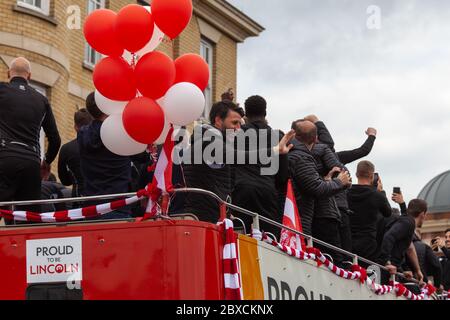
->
[238,234,264,300]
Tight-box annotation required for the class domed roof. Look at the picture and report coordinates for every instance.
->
[418,170,450,213]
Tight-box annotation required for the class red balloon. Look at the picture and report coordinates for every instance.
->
[152,0,193,39]
[83,9,124,57]
[93,57,137,101]
[135,51,176,100]
[116,4,155,53]
[175,54,210,91]
[123,97,165,144]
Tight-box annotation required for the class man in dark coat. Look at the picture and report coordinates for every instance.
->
[58,109,92,197]
[232,96,288,238]
[78,92,149,220]
[431,229,450,291]
[182,100,294,224]
[411,232,442,288]
[0,57,61,220]
[347,161,392,262]
[379,199,427,283]
[289,120,351,264]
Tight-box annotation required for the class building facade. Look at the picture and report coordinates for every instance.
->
[418,170,450,244]
[0,0,263,151]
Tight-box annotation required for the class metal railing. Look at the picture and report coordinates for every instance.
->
[0,188,429,287]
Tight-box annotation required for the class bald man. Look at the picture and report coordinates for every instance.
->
[0,57,61,222]
[288,120,351,266]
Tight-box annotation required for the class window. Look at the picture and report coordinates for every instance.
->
[84,0,106,67]
[17,0,50,16]
[29,82,47,161]
[200,38,214,120]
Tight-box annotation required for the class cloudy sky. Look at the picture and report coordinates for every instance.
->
[228,0,450,205]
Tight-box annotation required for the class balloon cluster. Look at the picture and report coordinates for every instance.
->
[83,0,209,156]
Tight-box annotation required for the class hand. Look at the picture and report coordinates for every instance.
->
[385,264,397,275]
[304,115,319,123]
[40,160,51,180]
[366,127,377,137]
[392,193,405,204]
[415,270,424,284]
[276,130,295,155]
[403,271,413,280]
[377,176,383,192]
[337,170,352,187]
[325,167,341,181]
[434,237,445,249]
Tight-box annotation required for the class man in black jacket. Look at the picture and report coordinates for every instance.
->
[182,101,294,224]
[379,199,428,282]
[182,100,294,223]
[347,161,392,262]
[289,120,351,263]
[412,232,442,288]
[58,109,92,197]
[0,57,61,219]
[78,93,149,220]
[432,229,450,291]
[232,96,288,238]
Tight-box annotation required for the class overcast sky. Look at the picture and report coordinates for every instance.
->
[228,0,450,205]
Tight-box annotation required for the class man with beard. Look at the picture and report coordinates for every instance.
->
[182,100,294,224]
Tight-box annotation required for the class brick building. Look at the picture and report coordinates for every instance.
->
[0,0,263,154]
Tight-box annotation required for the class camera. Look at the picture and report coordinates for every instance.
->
[393,187,401,194]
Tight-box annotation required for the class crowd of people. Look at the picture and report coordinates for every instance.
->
[1,57,449,291]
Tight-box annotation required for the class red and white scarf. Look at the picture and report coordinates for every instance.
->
[0,193,144,223]
[221,219,242,300]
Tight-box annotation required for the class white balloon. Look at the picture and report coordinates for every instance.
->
[95,90,128,115]
[100,114,147,156]
[154,120,171,145]
[163,82,206,126]
[136,6,165,58]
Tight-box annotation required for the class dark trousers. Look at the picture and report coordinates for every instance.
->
[0,157,41,224]
[312,218,344,266]
[339,208,353,253]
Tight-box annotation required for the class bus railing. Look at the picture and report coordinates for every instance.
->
[0,188,427,287]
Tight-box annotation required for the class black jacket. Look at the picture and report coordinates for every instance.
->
[288,140,345,236]
[379,215,416,268]
[315,121,335,152]
[232,120,288,228]
[440,247,450,290]
[58,139,84,197]
[78,120,149,197]
[347,185,392,239]
[182,125,234,223]
[0,77,60,163]
[411,233,442,287]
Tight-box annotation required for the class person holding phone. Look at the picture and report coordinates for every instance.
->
[392,187,407,215]
[431,229,450,291]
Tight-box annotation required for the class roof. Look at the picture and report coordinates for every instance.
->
[194,0,265,42]
[418,170,450,213]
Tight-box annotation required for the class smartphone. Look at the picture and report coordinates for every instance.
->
[373,173,379,187]
[393,187,401,194]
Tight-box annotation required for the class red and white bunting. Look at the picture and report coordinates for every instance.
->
[0,194,144,223]
[252,231,442,301]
